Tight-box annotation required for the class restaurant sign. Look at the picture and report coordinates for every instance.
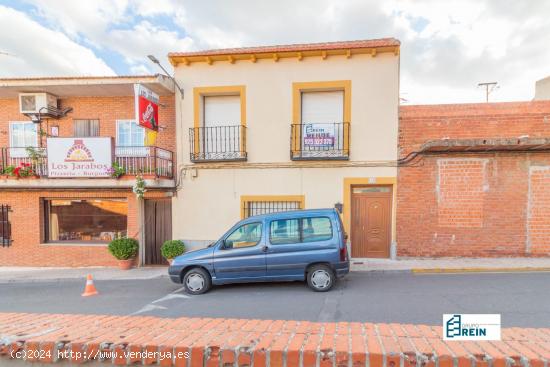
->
[47,137,112,178]
[134,84,159,131]
[303,123,335,147]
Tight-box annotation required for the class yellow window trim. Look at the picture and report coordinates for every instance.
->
[193,85,246,155]
[292,80,351,155]
[240,195,305,219]
[342,177,397,242]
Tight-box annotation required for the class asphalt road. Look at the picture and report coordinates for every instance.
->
[1,272,549,327]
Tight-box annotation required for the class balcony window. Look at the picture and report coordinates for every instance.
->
[116,120,147,157]
[190,86,247,162]
[291,81,351,160]
[44,199,128,243]
[9,121,38,158]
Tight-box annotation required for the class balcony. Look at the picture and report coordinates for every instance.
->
[189,125,247,162]
[290,122,350,160]
[0,146,174,178]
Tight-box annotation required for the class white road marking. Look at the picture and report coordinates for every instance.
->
[130,304,167,315]
[151,293,190,303]
[172,286,187,294]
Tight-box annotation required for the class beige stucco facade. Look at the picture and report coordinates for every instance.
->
[535,76,550,100]
[170,44,400,256]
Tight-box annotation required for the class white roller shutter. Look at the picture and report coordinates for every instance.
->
[301,91,344,124]
[204,95,241,127]
[202,95,241,156]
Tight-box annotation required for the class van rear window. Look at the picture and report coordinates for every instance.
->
[270,216,333,245]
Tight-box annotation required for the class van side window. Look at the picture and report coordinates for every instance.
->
[224,222,262,249]
[270,216,333,245]
[270,219,300,245]
[302,217,332,243]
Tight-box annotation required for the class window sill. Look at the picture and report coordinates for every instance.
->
[40,242,109,247]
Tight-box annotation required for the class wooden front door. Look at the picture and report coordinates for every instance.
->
[351,186,392,258]
[144,199,172,265]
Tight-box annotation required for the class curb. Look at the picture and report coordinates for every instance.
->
[411,267,550,274]
[0,274,169,284]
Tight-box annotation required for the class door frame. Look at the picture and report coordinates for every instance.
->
[343,177,397,259]
[350,184,393,258]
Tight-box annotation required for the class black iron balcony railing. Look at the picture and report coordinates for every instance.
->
[115,146,174,178]
[290,122,350,160]
[0,146,174,178]
[189,125,247,162]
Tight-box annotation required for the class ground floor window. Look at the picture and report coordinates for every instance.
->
[241,195,305,218]
[44,199,128,243]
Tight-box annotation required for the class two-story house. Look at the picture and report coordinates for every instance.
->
[0,75,175,266]
[169,38,400,258]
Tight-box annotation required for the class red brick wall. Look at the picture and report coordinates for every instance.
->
[0,93,176,267]
[398,101,550,257]
[0,189,168,267]
[528,166,550,254]
[0,190,135,266]
[0,95,175,153]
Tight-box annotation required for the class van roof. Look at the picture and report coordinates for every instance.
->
[243,208,337,222]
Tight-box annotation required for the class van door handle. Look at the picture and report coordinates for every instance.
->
[261,245,269,253]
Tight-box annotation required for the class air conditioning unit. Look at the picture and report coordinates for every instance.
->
[19,93,58,114]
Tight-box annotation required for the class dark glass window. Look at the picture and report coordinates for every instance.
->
[269,216,332,245]
[44,199,127,243]
[270,218,300,245]
[224,222,262,249]
[302,217,332,243]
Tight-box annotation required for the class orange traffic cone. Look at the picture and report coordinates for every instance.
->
[81,274,98,297]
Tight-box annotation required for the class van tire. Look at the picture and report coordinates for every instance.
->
[183,268,212,295]
[306,264,335,292]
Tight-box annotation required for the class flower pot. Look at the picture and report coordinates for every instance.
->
[167,258,174,265]
[117,259,134,270]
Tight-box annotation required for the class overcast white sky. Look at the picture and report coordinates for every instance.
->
[0,0,549,104]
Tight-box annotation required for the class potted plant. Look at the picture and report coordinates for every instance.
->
[106,162,125,178]
[161,240,185,264]
[108,237,139,270]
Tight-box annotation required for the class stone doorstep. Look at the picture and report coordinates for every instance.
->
[0,313,549,366]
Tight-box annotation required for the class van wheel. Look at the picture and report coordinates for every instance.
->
[183,268,212,295]
[307,264,335,292]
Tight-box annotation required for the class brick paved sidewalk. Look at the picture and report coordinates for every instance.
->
[0,313,549,366]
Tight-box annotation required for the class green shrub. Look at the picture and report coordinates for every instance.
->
[108,237,139,260]
[161,240,185,259]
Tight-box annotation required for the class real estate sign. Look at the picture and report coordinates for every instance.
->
[47,137,112,178]
[303,123,335,147]
[134,84,159,131]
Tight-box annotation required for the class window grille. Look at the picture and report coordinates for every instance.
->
[242,200,302,218]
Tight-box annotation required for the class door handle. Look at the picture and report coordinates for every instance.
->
[261,245,269,253]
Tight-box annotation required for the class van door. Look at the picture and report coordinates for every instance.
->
[213,221,266,282]
[265,216,336,280]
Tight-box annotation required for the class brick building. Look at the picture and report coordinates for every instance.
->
[398,101,550,257]
[0,76,176,266]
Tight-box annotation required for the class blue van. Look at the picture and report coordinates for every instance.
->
[168,209,349,294]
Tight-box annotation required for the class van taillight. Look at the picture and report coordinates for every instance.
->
[340,245,347,261]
